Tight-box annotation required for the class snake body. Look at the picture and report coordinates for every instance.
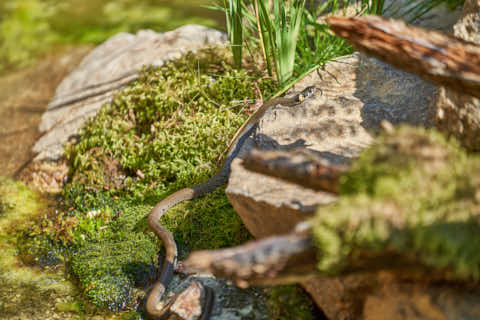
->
[146,86,318,319]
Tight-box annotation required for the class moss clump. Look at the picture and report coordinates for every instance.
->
[267,285,316,320]
[312,126,480,278]
[71,233,157,311]
[66,47,275,197]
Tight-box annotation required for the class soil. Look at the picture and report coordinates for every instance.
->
[0,46,92,177]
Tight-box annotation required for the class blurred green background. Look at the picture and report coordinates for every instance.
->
[0,0,225,73]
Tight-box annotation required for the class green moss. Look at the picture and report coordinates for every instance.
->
[71,232,157,311]
[312,126,480,278]
[66,47,275,198]
[0,176,44,235]
[267,285,316,320]
[0,177,88,319]
[55,301,82,314]
[158,188,251,254]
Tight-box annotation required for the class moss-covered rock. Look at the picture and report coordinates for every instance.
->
[24,47,278,311]
[66,47,275,198]
[312,126,480,278]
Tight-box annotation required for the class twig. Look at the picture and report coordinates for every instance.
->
[243,149,348,193]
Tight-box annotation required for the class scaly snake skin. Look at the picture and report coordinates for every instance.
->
[146,86,319,319]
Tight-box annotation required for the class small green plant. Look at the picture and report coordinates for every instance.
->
[214,0,307,85]
[212,0,386,85]
[255,0,306,85]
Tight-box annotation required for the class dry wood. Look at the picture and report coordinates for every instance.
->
[184,228,318,287]
[327,15,480,99]
[242,149,349,194]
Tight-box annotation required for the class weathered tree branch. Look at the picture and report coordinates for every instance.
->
[327,15,480,99]
[242,149,348,194]
[184,227,319,287]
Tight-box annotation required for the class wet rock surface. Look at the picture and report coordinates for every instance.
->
[162,274,268,320]
[169,281,205,320]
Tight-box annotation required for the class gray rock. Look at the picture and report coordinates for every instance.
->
[433,0,480,151]
[169,281,205,320]
[227,52,435,237]
[226,53,437,319]
[383,0,462,31]
[33,25,227,161]
[316,0,461,31]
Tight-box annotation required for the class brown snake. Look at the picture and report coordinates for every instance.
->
[145,85,320,319]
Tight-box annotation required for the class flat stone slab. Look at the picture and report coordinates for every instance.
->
[226,52,437,319]
[33,25,226,161]
[227,52,436,237]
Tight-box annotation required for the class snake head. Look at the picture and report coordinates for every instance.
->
[296,85,322,103]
